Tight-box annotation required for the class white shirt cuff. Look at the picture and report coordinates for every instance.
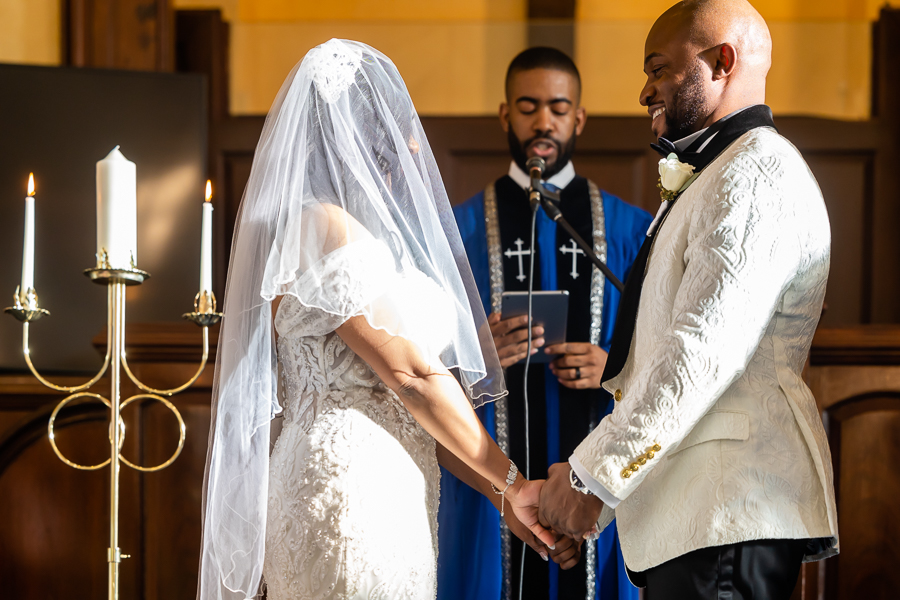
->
[569,454,621,509]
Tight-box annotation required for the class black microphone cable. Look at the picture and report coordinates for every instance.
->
[518,186,540,600]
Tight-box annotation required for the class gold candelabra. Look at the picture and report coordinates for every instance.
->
[4,257,222,600]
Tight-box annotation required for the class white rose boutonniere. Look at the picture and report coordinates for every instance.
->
[657,153,696,202]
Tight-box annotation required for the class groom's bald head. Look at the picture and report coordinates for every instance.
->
[640,0,772,139]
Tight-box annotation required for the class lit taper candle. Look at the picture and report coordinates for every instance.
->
[96,146,137,269]
[20,173,35,299]
[200,180,213,293]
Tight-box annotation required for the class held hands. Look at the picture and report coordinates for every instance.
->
[503,480,585,569]
[546,343,608,390]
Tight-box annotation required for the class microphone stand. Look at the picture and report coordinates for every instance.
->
[528,178,625,292]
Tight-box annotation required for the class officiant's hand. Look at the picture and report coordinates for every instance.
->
[546,342,607,389]
[489,313,544,368]
[539,462,603,540]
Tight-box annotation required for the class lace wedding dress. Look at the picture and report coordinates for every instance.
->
[264,240,454,600]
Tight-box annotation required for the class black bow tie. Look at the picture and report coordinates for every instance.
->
[649,105,776,174]
[651,137,679,159]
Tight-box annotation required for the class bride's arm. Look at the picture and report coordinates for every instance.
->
[335,314,556,549]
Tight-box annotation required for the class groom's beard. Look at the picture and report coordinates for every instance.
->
[508,128,577,180]
[664,62,709,141]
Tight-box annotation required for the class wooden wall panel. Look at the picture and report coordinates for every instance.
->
[143,396,211,600]
[808,326,900,600]
[0,407,143,600]
[207,113,884,328]
[803,154,873,326]
[829,397,900,598]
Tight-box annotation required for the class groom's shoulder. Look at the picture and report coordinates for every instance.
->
[718,127,818,190]
[729,127,807,168]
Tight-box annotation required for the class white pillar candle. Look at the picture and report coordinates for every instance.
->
[200,180,213,293]
[96,146,137,269]
[20,173,35,297]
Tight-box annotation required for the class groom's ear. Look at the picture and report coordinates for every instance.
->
[709,43,737,81]
[499,102,511,132]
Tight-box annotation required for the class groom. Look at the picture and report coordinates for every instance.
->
[538,0,840,597]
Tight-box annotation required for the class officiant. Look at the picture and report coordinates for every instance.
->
[438,47,651,600]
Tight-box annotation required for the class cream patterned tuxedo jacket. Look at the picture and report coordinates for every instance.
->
[574,127,839,572]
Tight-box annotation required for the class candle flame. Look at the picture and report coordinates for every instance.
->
[205,180,212,203]
[27,173,35,197]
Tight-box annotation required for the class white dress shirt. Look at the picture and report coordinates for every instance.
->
[507,160,576,190]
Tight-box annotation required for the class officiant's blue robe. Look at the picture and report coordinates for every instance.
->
[438,183,651,600]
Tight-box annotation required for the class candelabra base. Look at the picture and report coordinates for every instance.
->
[84,267,150,286]
[4,306,50,322]
[182,311,223,327]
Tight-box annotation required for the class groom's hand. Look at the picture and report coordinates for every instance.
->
[539,462,603,540]
[548,531,584,570]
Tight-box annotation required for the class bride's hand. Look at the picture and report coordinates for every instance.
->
[502,504,549,562]
[506,478,557,549]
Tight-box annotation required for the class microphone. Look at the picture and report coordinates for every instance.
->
[526,156,545,181]
[526,157,545,210]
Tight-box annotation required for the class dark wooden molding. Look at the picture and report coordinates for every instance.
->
[527,0,575,56]
[176,10,229,123]
[528,0,575,19]
[62,0,175,71]
[811,325,900,365]
[89,322,219,363]
[869,7,900,322]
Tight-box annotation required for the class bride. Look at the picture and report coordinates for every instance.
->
[197,40,562,600]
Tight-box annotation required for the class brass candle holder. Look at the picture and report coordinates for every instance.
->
[5,252,221,600]
[4,285,50,322]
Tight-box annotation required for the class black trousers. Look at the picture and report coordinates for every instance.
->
[633,539,808,600]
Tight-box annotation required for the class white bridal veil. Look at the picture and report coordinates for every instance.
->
[198,39,506,599]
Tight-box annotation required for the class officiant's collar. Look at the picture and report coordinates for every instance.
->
[672,105,752,152]
[508,160,576,191]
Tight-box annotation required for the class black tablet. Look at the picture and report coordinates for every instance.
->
[499,290,569,364]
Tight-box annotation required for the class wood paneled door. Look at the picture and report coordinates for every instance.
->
[802,326,900,599]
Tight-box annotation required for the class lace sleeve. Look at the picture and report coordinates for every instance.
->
[274,237,456,363]
[274,238,397,339]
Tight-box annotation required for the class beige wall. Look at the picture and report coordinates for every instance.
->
[1,0,892,119]
[0,0,60,66]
